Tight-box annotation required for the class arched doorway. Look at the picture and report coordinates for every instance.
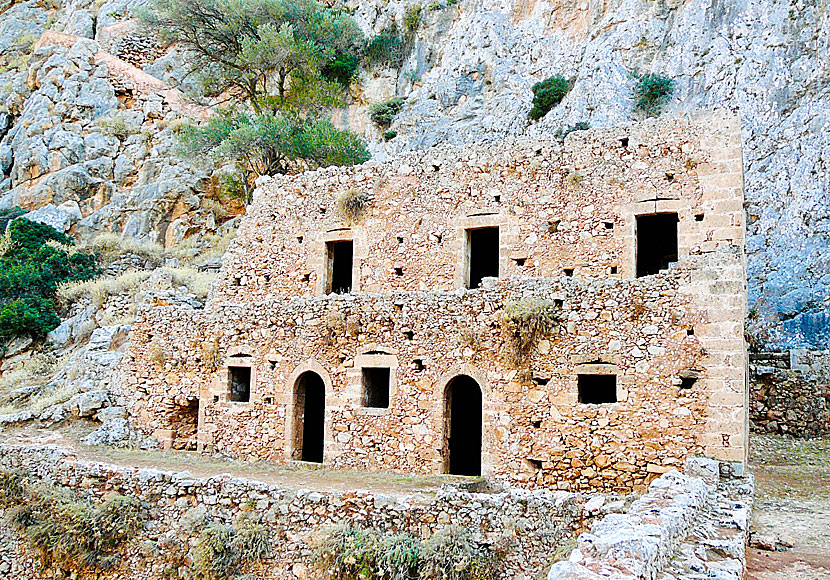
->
[293,371,325,463]
[444,375,482,476]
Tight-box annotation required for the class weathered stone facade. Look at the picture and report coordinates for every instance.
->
[122,111,748,493]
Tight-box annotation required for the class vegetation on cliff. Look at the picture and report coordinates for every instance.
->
[0,217,97,341]
[141,0,371,200]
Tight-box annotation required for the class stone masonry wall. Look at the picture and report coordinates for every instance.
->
[122,112,748,494]
[750,350,830,438]
[0,444,587,580]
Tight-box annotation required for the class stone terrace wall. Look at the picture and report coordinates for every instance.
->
[750,350,830,438]
[124,250,744,494]
[210,113,742,305]
[0,444,587,580]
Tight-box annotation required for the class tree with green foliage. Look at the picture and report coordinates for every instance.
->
[141,0,370,194]
[528,75,572,121]
[0,217,97,340]
[634,73,675,116]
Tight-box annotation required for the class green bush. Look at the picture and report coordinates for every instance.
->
[634,73,674,116]
[313,525,501,580]
[555,121,591,141]
[366,27,408,69]
[528,75,571,121]
[404,5,422,33]
[383,130,397,141]
[322,51,360,87]
[0,217,98,340]
[1,471,146,573]
[0,297,61,339]
[369,98,405,128]
[0,207,26,232]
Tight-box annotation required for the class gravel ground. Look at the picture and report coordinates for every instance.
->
[746,434,830,579]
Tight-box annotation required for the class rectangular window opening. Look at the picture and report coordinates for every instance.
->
[326,240,353,294]
[228,366,251,403]
[578,374,617,404]
[466,227,499,289]
[362,367,390,408]
[636,213,678,277]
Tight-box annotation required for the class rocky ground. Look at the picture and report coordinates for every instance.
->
[746,434,830,579]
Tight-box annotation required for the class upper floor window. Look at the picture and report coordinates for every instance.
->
[466,226,499,288]
[636,213,678,277]
[326,240,353,293]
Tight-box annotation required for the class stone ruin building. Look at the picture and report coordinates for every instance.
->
[122,111,748,493]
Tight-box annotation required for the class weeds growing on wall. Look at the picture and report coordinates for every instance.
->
[369,98,405,128]
[634,73,675,116]
[0,470,146,573]
[528,75,572,121]
[313,525,501,580]
[336,189,372,223]
[502,298,561,365]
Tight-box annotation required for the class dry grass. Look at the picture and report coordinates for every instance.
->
[0,351,80,416]
[79,232,166,266]
[57,269,152,307]
[502,298,561,365]
[165,267,215,300]
[169,230,237,266]
[335,189,371,224]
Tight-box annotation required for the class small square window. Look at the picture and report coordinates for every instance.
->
[229,366,251,402]
[362,367,390,408]
[578,374,616,404]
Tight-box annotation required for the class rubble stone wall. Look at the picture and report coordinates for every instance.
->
[0,444,586,580]
[123,113,748,494]
[750,350,830,438]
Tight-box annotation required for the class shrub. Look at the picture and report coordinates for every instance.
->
[57,269,153,307]
[634,73,674,116]
[383,130,397,141]
[404,5,422,33]
[0,207,25,232]
[313,525,502,580]
[1,474,146,573]
[555,121,591,141]
[0,297,61,339]
[420,526,500,580]
[369,98,405,128]
[0,219,97,340]
[192,520,270,580]
[528,75,571,121]
[366,27,409,69]
[336,189,371,224]
[502,298,561,365]
[323,51,360,87]
[80,232,166,266]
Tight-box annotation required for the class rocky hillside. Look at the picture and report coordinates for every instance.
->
[0,0,828,349]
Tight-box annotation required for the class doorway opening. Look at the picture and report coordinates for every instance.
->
[444,375,482,476]
[293,371,325,462]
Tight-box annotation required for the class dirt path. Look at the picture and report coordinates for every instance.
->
[746,434,830,579]
[2,423,477,496]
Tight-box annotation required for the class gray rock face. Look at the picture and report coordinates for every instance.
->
[347,0,830,348]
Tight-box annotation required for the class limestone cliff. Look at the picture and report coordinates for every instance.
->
[0,0,827,349]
